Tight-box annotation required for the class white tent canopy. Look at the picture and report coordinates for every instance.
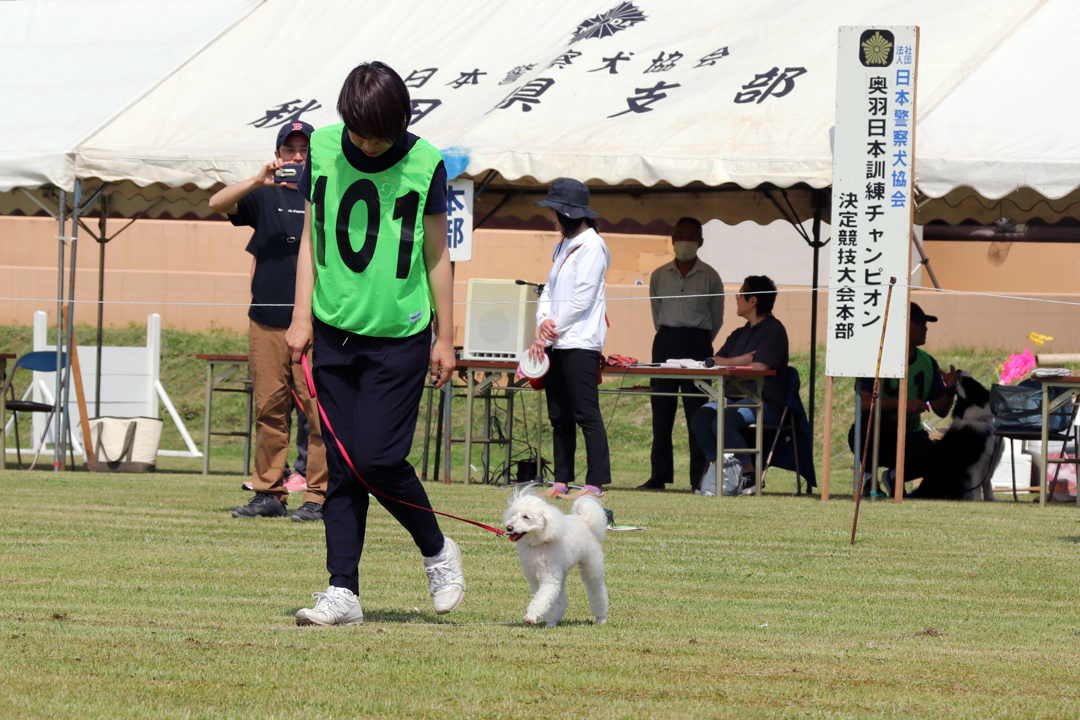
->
[1,0,1059,225]
[915,0,1080,223]
[0,0,261,196]
[4,0,1077,225]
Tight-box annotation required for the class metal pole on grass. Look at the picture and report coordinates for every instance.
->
[95,195,108,418]
[851,277,897,545]
[54,189,66,471]
[59,180,82,469]
[808,191,823,431]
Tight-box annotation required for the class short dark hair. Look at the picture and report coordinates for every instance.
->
[742,275,777,314]
[555,211,598,239]
[337,61,411,143]
[673,217,703,236]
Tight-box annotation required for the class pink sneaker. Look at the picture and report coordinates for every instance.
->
[284,473,308,493]
[241,481,253,491]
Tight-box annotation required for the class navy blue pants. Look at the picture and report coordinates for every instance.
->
[691,400,781,466]
[312,318,443,596]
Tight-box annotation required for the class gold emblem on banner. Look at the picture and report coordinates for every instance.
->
[860,30,894,66]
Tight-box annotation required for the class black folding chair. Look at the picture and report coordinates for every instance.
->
[758,366,813,495]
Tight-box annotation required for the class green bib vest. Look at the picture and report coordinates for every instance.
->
[309,124,440,337]
[879,348,936,435]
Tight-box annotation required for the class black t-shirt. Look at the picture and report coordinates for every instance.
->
[298,129,448,214]
[716,314,790,410]
[229,185,305,328]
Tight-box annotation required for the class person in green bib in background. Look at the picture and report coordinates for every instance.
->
[285,61,462,627]
[847,303,959,496]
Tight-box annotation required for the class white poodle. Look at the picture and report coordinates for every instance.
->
[502,487,608,627]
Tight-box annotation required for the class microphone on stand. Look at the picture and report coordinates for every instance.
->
[515,279,545,297]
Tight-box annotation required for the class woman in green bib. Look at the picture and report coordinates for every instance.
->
[286,62,462,626]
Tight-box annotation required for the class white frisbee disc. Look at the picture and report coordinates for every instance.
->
[517,351,550,379]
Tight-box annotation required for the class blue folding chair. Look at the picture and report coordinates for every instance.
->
[2,351,74,469]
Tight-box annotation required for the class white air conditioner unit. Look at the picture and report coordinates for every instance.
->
[462,279,537,361]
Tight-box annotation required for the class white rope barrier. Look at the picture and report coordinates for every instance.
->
[4,285,1080,309]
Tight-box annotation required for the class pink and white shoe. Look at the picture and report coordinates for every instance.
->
[284,473,308,493]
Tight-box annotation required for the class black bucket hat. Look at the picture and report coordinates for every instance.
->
[535,178,598,219]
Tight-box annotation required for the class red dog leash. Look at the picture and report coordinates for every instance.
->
[301,355,505,537]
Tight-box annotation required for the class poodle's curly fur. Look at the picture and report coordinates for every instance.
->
[502,486,608,627]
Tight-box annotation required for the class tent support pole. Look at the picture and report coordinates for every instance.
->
[911,233,940,289]
[19,187,59,219]
[54,190,66,471]
[809,191,824,433]
[96,195,108,418]
[472,170,497,200]
[475,193,511,229]
[59,180,83,469]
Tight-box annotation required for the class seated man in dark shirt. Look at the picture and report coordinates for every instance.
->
[690,275,788,493]
[847,302,958,495]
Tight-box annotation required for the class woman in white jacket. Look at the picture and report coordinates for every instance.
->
[527,179,612,492]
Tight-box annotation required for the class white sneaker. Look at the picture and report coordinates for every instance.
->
[695,461,717,496]
[424,536,465,615]
[295,586,364,626]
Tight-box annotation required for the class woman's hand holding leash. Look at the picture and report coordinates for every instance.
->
[430,337,455,389]
[286,318,313,364]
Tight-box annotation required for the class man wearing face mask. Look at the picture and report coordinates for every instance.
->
[638,217,725,491]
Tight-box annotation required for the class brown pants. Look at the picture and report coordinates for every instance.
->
[249,320,326,506]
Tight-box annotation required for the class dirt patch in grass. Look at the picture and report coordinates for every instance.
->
[915,627,946,637]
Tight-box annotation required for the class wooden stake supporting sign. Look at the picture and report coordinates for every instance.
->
[821,375,834,502]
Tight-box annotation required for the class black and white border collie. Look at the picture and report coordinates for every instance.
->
[915,370,1002,500]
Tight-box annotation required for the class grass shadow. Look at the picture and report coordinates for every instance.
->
[364,608,451,624]
[1060,536,1080,545]
[281,607,447,625]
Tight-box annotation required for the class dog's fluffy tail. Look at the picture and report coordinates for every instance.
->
[571,495,607,544]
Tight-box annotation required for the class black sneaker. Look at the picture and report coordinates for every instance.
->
[636,478,667,491]
[290,501,323,523]
[231,493,286,518]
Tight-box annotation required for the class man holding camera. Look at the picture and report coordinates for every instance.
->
[209,121,327,521]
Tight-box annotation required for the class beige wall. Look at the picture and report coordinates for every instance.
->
[3,217,1079,359]
[1,216,252,332]
[923,240,1080,293]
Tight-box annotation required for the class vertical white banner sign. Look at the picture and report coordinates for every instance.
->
[826,26,918,379]
[446,178,473,262]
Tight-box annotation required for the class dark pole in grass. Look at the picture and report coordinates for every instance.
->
[851,277,897,545]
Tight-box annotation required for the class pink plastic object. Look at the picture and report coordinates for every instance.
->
[999,347,1036,384]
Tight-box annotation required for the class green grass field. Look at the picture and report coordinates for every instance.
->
[3,325,1079,718]
[2,472,1078,719]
